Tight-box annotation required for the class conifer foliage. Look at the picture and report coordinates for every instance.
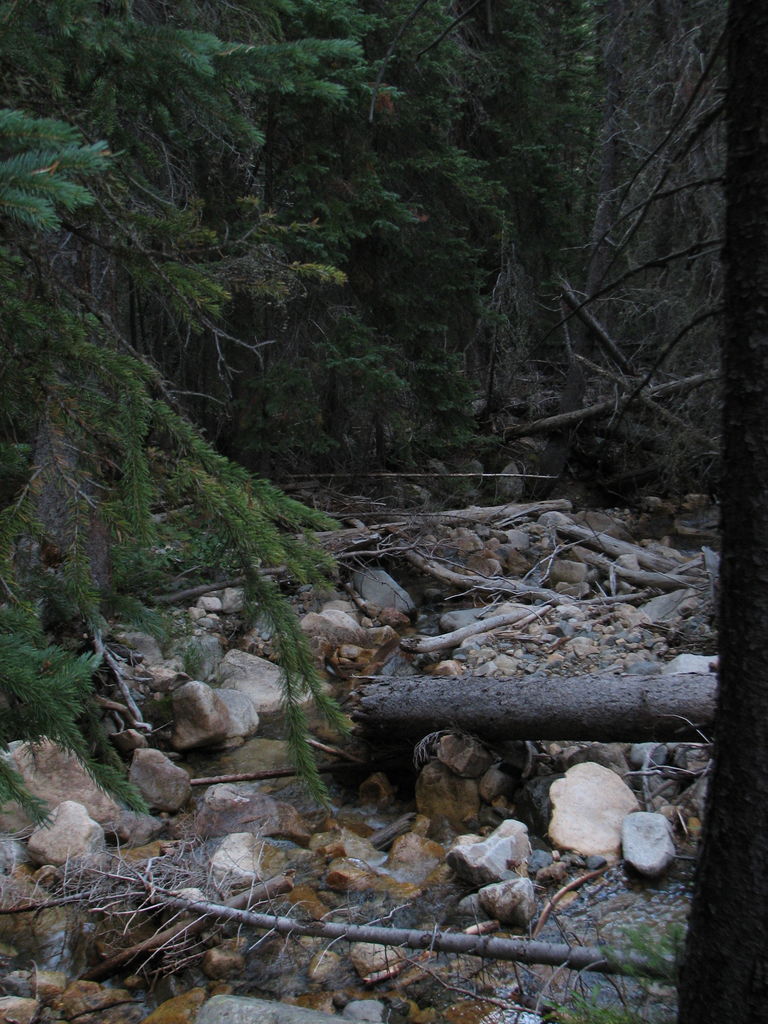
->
[0,1,354,811]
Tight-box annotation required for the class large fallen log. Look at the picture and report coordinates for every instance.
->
[351,670,716,742]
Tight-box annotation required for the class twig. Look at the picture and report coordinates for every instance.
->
[531,865,610,939]
[93,630,152,732]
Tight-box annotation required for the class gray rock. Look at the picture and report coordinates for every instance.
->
[116,629,164,663]
[527,848,553,874]
[479,764,519,803]
[171,680,231,750]
[478,876,536,927]
[197,996,340,1024]
[184,634,224,680]
[217,650,287,715]
[129,748,191,813]
[27,801,105,866]
[447,819,531,885]
[640,588,698,624]
[352,568,415,615]
[496,461,525,501]
[515,775,561,837]
[342,1000,387,1022]
[216,688,261,739]
[661,653,718,675]
[221,587,245,614]
[621,812,676,877]
[109,810,165,847]
[198,595,223,612]
[298,610,372,650]
[629,743,668,771]
[438,607,486,632]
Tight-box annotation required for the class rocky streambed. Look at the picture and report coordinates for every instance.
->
[0,496,717,1024]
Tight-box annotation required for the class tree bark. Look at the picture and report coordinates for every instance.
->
[351,670,716,743]
[677,3,768,1020]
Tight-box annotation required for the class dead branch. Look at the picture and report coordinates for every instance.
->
[190,765,337,787]
[561,284,633,374]
[400,605,553,655]
[81,873,295,982]
[149,890,673,979]
[93,630,151,732]
[531,866,610,939]
[504,370,718,440]
[401,549,569,604]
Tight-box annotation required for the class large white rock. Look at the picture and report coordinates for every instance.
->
[299,609,372,649]
[217,650,288,714]
[210,833,300,886]
[621,812,676,877]
[446,819,531,885]
[27,801,105,866]
[549,762,639,859]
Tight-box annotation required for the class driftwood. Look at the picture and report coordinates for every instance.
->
[400,606,553,655]
[570,545,699,593]
[351,670,717,742]
[402,549,569,604]
[545,518,703,578]
[151,890,672,979]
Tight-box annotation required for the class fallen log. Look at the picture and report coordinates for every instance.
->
[400,606,553,655]
[351,670,716,742]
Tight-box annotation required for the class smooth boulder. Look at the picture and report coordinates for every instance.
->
[549,762,639,859]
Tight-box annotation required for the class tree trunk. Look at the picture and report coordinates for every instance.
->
[351,671,716,743]
[677,3,768,1020]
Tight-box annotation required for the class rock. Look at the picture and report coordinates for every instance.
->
[415,761,480,829]
[33,969,68,1003]
[111,729,150,754]
[27,801,106,867]
[170,681,231,750]
[195,784,311,846]
[0,997,41,1023]
[515,775,561,836]
[116,630,164,663]
[622,812,676,877]
[311,827,386,866]
[197,996,342,1024]
[548,559,589,585]
[527,848,553,874]
[342,1000,387,1022]
[352,569,415,615]
[201,944,246,979]
[299,610,371,649]
[437,734,494,778]
[128,749,191,813]
[210,834,304,887]
[217,650,291,714]
[385,833,445,885]
[140,988,207,1023]
[376,607,411,629]
[561,742,629,776]
[358,772,397,806]
[221,587,245,614]
[535,860,568,886]
[183,634,224,680]
[479,765,519,804]
[446,819,531,886]
[661,653,718,675]
[629,743,668,771]
[438,607,485,632]
[0,739,121,832]
[640,588,698,624]
[109,810,165,847]
[549,763,639,859]
[197,595,223,612]
[349,942,407,980]
[496,461,525,501]
[478,877,536,927]
[52,981,143,1024]
[216,688,261,739]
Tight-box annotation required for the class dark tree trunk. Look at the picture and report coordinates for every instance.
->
[352,670,716,743]
[677,3,768,1020]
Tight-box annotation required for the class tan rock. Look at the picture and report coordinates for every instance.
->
[349,942,406,980]
[549,762,639,859]
[201,944,246,979]
[0,997,40,1024]
[415,760,480,829]
[27,801,105,867]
